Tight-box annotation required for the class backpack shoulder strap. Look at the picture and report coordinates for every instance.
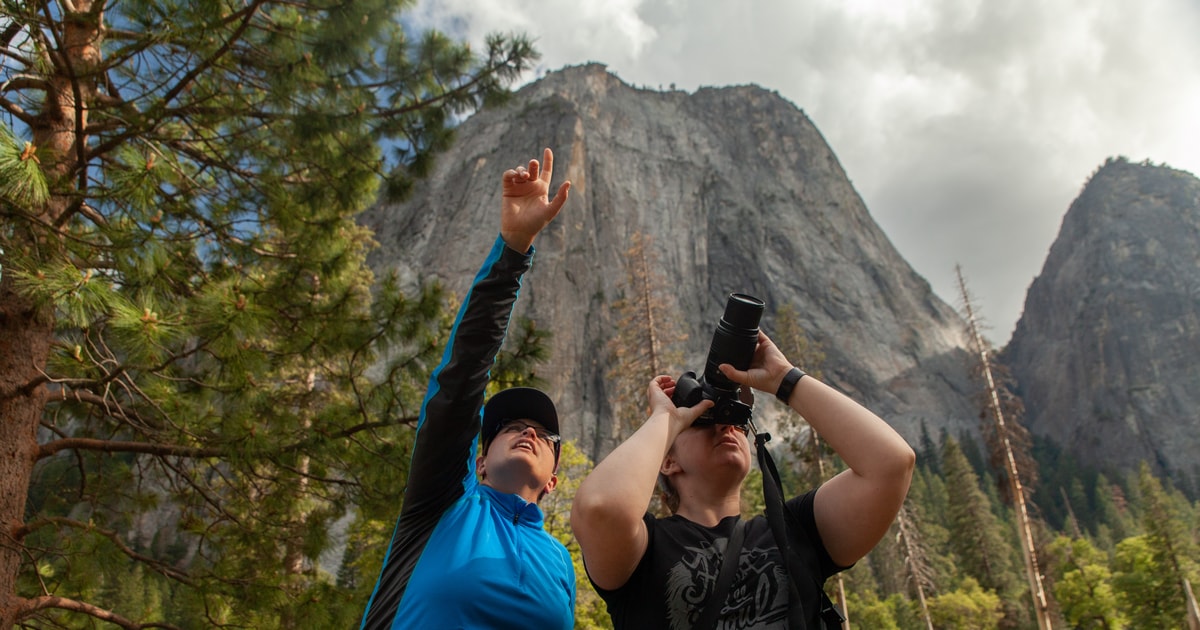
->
[695,518,748,630]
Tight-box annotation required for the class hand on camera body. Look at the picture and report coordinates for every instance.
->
[649,375,714,434]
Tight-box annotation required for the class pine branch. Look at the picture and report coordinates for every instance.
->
[47,386,149,425]
[15,593,183,629]
[0,94,37,124]
[1,18,25,49]
[13,516,194,585]
[276,415,420,456]
[37,436,222,459]
[81,2,269,165]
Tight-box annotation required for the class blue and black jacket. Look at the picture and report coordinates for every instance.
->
[360,236,576,629]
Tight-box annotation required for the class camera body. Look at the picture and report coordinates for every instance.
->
[672,293,765,427]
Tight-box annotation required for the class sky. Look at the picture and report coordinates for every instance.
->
[410,0,1200,342]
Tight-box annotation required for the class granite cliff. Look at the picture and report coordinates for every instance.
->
[362,63,977,462]
[1004,158,1200,487]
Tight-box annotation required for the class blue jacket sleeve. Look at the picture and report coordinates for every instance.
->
[360,235,533,630]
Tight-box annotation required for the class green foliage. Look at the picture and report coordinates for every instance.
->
[845,590,903,630]
[543,440,615,630]
[491,316,555,391]
[940,438,1019,597]
[1112,535,1186,628]
[1104,463,1200,628]
[1,0,538,626]
[1136,462,1199,581]
[927,577,1003,629]
[0,121,48,206]
[1046,535,1124,629]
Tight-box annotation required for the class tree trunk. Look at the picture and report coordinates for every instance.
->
[1184,578,1200,630]
[1,3,100,626]
[0,287,53,629]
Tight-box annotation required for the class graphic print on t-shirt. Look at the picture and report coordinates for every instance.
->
[663,538,790,629]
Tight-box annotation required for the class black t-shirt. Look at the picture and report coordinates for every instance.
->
[592,490,842,630]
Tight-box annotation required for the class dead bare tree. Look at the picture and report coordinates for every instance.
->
[895,502,936,630]
[956,265,1053,629]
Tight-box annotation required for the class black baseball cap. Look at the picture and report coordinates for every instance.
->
[481,387,561,448]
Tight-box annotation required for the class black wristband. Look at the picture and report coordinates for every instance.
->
[775,367,806,404]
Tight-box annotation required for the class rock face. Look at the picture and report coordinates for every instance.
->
[362,63,976,462]
[1004,158,1200,485]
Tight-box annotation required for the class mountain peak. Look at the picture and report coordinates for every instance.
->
[1006,157,1200,485]
[364,65,976,460]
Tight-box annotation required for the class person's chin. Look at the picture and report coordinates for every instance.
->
[710,448,750,469]
[501,447,542,470]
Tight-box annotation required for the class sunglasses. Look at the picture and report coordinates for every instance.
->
[497,419,561,448]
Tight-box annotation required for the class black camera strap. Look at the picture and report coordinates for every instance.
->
[753,429,845,630]
[695,518,747,630]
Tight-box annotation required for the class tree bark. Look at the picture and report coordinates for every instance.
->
[1,3,101,627]
[0,288,52,629]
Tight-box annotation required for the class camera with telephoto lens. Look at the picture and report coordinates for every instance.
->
[671,293,765,427]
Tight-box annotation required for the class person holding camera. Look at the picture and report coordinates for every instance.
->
[360,148,576,630]
[571,323,915,629]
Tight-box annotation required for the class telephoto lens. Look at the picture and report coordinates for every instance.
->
[703,293,765,394]
[672,293,764,428]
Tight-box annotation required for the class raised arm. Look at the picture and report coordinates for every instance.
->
[718,331,915,567]
[363,148,571,630]
[571,376,712,590]
[404,147,571,497]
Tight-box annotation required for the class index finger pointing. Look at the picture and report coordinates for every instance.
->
[541,147,554,183]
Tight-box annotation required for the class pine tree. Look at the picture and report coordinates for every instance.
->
[941,438,1019,600]
[1119,462,1200,627]
[600,231,688,518]
[895,503,937,630]
[773,302,828,489]
[0,2,537,626]
[1045,535,1124,629]
[927,577,1003,630]
[904,464,960,606]
[1092,473,1134,547]
[1112,535,1184,628]
[916,421,940,474]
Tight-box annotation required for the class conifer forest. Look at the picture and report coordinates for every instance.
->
[1,2,1197,629]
